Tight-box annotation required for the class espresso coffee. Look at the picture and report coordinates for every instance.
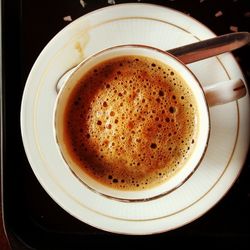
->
[61,55,198,191]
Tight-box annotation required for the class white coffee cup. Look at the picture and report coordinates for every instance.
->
[54,45,246,201]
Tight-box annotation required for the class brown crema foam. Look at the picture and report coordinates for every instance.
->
[62,55,198,190]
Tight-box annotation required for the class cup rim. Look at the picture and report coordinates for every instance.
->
[54,44,210,202]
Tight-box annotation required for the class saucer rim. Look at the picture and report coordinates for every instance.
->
[20,3,250,235]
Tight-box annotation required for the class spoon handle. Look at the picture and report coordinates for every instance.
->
[167,32,250,64]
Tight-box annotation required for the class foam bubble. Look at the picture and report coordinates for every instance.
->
[63,55,198,191]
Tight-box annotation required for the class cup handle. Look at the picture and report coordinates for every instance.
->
[203,78,247,107]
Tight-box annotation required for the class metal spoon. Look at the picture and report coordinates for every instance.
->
[56,32,250,92]
[168,31,250,64]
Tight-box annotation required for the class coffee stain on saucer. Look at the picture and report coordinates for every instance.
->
[73,25,90,63]
[52,23,91,93]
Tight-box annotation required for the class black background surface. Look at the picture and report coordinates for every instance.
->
[2,0,250,249]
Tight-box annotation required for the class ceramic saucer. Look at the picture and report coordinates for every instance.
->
[21,3,249,235]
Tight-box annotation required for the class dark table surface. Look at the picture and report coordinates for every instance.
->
[1,0,250,249]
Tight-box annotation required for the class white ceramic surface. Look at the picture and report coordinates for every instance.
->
[20,3,250,235]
